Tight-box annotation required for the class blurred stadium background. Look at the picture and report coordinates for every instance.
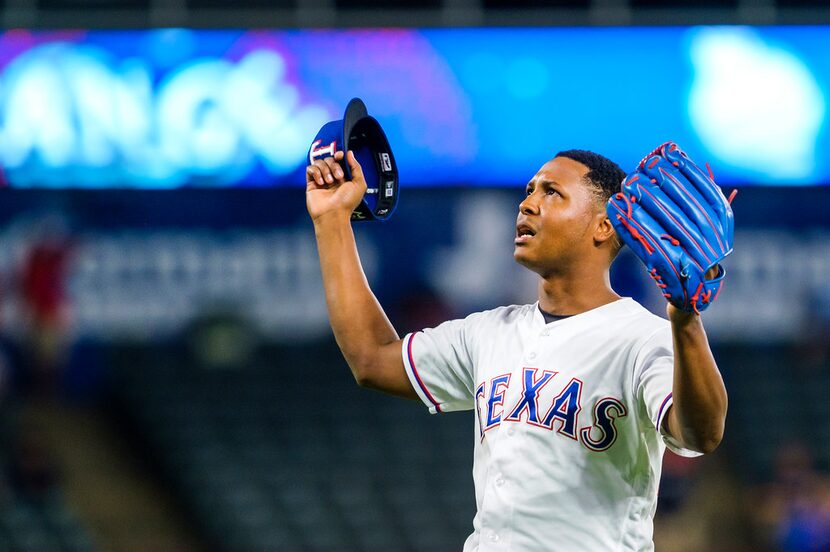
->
[0,1,829,552]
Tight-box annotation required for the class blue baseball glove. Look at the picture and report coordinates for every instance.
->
[607,142,736,313]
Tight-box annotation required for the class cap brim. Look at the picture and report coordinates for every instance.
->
[343,98,369,152]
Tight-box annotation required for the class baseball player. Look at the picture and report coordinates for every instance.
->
[306,142,732,550]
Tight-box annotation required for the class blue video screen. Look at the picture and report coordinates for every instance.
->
[0,27,827,188]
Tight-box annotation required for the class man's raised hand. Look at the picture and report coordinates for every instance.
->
[306,150,367,223]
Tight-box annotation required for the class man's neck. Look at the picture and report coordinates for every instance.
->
[537,269,621,316]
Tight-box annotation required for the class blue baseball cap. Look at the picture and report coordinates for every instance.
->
[308,98,399,221]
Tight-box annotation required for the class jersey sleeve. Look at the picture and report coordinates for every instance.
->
[401,316,477,414]
[633,326,703,458]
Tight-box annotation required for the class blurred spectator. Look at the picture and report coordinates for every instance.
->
[795,287,830,374]
[752,443,830,552]
[394,280,455,335]
[0,343,11,497]
[654,454,751,552]
[7,425,60,503]
[18,216,74,396]
[185,309,259,371]
[658,451,702,515]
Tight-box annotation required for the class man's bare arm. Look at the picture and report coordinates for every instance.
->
[663,304,728,454]
[307,151,418,399]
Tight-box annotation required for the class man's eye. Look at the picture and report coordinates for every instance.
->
[546,188,559,196]
[525,188,533,196]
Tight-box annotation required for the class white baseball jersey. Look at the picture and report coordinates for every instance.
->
[400,298,700,551]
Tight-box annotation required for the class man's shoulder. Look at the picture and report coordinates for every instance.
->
[589,299,672,348]
[611,300,673,354]
[464,303,536,324]
[615,298,670,326]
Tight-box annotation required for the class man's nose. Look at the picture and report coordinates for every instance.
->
[519,193,538,215]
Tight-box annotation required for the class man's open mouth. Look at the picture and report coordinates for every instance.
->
[515,224,536,243]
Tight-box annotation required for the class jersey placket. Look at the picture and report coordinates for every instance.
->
[477,326,549,550]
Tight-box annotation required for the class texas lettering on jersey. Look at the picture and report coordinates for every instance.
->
[475,367,628,452]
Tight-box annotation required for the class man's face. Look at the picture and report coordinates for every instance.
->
[513,157,604,275]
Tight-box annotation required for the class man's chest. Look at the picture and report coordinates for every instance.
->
[472,327,636,453]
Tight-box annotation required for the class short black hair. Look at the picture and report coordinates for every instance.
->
[554,149,625,205]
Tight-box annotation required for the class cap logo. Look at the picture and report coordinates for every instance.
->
[309,139,337,164]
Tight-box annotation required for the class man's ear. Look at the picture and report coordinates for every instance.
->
[594,213,617,246]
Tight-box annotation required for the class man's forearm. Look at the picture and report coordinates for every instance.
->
[313,213,399,381]
[666,310,728,453]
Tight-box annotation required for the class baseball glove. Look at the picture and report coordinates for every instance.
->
[607,142,736,313]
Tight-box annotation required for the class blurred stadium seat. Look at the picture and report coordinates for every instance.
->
[778,0,829,6]
[482,0,589,9]
[186,0,294,10]
[36,0,149,9]
[112,341,477,551]
[0,494,96,552]
[334,0,441,9]
[720,344,830,483]
[630,0,737,7]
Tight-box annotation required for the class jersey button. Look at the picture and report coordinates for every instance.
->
[528,352,537,359]
[489,531,500,542]
[507,426,515,436]
[495,476,505,487]
[541,329,550,337]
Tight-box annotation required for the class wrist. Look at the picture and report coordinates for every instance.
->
[312,209,353,229]
[667,303,700,326]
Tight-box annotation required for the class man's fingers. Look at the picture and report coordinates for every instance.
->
[306,164,325,187]
[323,156,345,181]
[308,152,348,188]
[312,158,337,184]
